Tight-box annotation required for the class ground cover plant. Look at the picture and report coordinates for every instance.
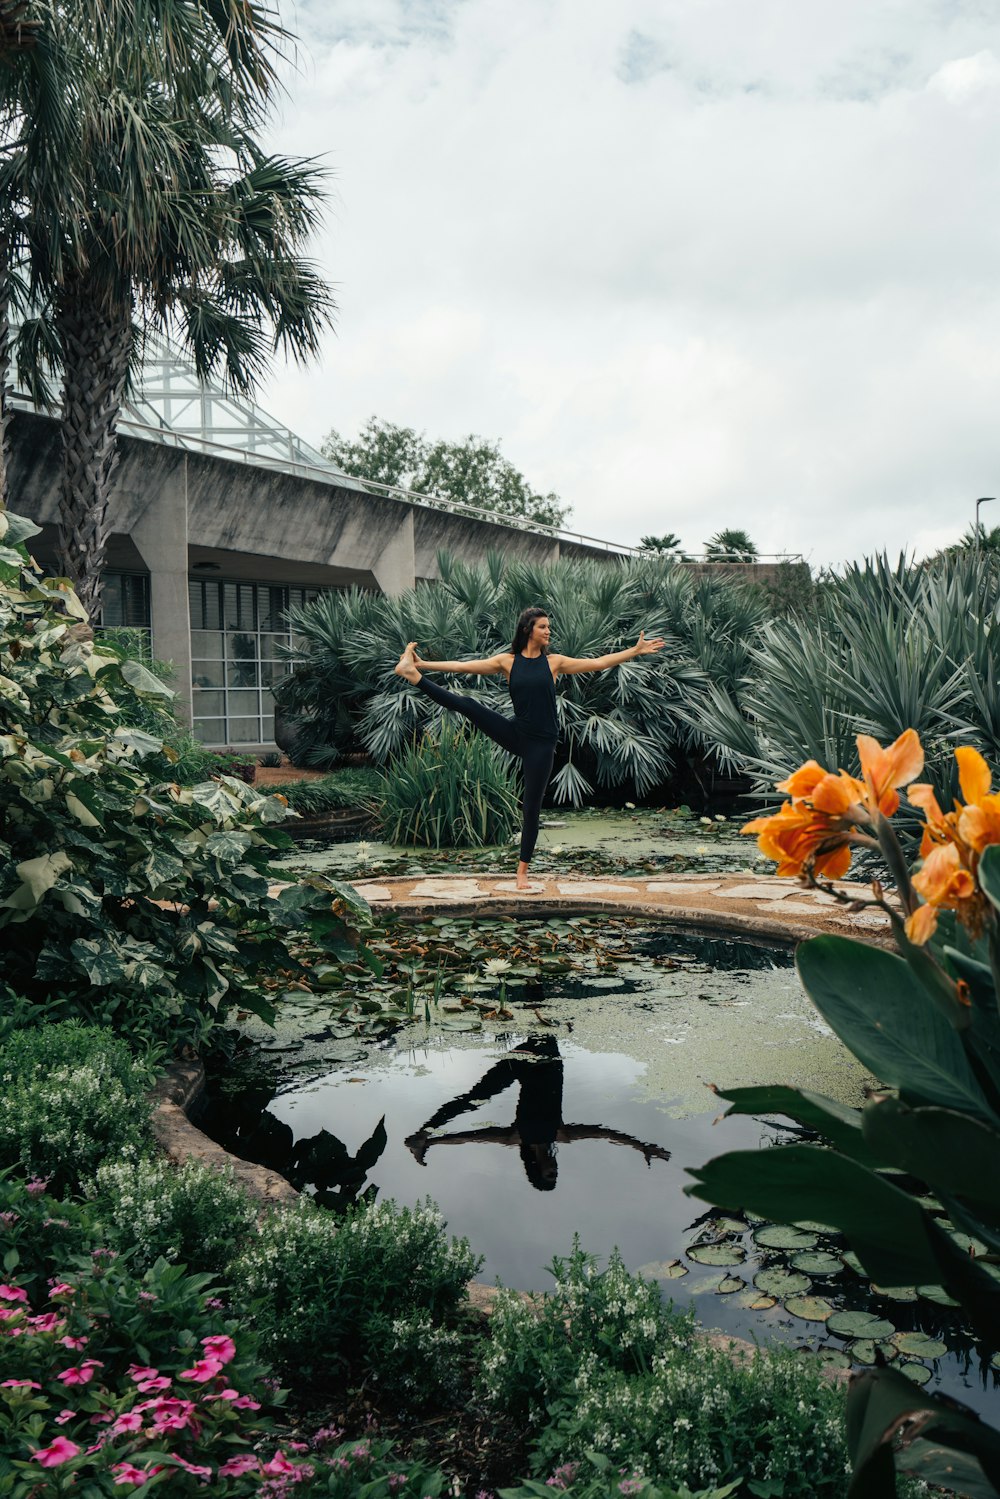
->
[690,728,1000,1495]
[276,550,769,805]
[0,501,374,1050]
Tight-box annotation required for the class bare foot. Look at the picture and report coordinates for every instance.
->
[394,642,420,683]
[515,861,539,892]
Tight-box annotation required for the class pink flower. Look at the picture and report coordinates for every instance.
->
[0,1284,27,1303]
[204,1387,240,1401]
[58,1365,95,1386]
[219,1455,260,1477]
[54,1409,76,1425]
[32,1436,82,1467]
[170,1455,213,1479]
[232,1395,261,1410]
[200,1334,236,1365]
[128,1365,159,1382]
[0,1210,19,1226]
[262,1452,298,1475]
[61,1334,88,1350]
[146,1396,197,1433]
[25,1178,49,1197]
[112,1411,144,1435]
[137,1291,157,1303]
[178,1357,223,1383]
[0,1378,41,1389]
[112,1462,150,1486]
[49,1282,76,1298]
[28,1312,63,1332]
[135,1375,172,1393]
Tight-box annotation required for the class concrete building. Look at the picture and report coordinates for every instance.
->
[8,344,635,750]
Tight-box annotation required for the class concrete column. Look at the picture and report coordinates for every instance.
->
[131,456,193,725]
[371,507,416,595]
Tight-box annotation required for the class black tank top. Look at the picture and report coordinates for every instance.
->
[509,652,558,741]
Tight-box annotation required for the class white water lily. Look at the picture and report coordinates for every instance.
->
[483,958,513,977]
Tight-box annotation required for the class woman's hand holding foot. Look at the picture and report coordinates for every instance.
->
[394,642,421,683]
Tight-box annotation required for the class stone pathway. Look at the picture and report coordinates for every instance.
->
[348,871,894,945]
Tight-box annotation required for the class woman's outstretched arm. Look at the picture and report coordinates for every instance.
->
[550,631,665,677]
[414,650,511,676]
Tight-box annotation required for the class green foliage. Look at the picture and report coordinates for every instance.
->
[478,1242,694,1428]
[501,1462,741,1499]
[379,722,521,848]
[704,529,758,561]
[90,1154,259,1277]
[695,550,1000,816]
[279,549,769,805]
[0,503,373,1048]
[362,1310,470,1412]
[99,627,225,786]
[322,416,570,528]
[0,1023,152,1193]
[266,768,383,816]
[639,533,686,555]
[688,789,1000,1494]
[228,1196,482,1384]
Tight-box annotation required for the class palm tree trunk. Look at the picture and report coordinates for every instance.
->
[56,278,132,621]
[0,232,11,513]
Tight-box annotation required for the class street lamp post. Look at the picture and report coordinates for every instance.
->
[975,498,995,557]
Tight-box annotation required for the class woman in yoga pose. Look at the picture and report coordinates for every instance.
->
[394,606,665,890]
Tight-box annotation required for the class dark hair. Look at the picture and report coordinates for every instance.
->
[511,606,549,655]
[520,1141,558,1191]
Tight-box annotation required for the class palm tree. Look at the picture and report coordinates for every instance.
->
[2,1,331,618]
[639,532,684,555]
[704,528,758,562]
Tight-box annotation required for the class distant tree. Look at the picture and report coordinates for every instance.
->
[949,523,1000,554]
[322,417,424,489]
[321,416,571,529]
[705,528,758,562]
[639,532,684,555]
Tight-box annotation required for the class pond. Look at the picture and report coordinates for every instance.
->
[199,918,1000,1415]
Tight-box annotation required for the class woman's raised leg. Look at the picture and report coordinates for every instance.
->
[395,645,520,754]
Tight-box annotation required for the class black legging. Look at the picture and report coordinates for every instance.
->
[416,677,556,863]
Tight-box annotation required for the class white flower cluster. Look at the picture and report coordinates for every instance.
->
[92,1153,257,1272]
[0,1049,148,1182]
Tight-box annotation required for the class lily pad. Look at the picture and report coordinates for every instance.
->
[892,1332,948,1359]
[718,1276,745,1295]
[754,1269,812,1298]
[917,1285,960,1307]
[785,1295,834,1322]
[714,1216,750,1235]
[851,1340,898,1366]
[901,1362,932,1385]
[733,1290,777,1311]
[794,1220,835,1234]
[687,1242,746,1266]
[754,1226,819,1251]
[841,1251,864,1275]
[636,1260,688,1281]
[816,1349,852,1372]
[790,1252,843,1277]
[870,1283,918,1302]
[827,1311,896,1339]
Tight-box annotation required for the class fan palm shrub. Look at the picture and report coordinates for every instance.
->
[693,550,1000,823]
[277,550,771,806]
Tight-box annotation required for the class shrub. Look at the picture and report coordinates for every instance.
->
[500,1459,741,1499]
[265,768,383,816]
[479,1243,694,1428]
[0,502,373,1049]
[0,1023,152,1192]
[531,1345,848,1499]
[229,1196,482,1382]
[91,1154,259,1276]
[379,721,521,847]
[363,1309,469,1411]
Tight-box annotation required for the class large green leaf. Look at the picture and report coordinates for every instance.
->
[861,1097,1000,1214]
[796,936,995,1121]
[846,1366,1000,1499]
[978,845,1000,916]
[118,659,175,700]
[717,1084,882,1166]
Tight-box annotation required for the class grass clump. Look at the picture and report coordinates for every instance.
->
[267,767,383,816]
[379,721,520,848]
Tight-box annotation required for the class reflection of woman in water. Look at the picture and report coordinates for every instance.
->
[404,1036,671,1192]
[394,608,664,890]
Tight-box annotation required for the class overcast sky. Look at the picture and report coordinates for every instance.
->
[259,0,1000,564]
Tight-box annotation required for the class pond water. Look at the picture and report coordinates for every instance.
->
[200,921,999,1414]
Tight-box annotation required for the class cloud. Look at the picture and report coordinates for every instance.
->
[260,0,1000,563]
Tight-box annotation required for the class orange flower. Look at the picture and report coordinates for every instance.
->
[857,729,924,817]
[906,844,982,945]
[954,747,1000,853]
[743,800,855,880]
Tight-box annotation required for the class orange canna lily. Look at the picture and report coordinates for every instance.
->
[906,843,983,945]
[857,729,924,817]
[743,800,855,880]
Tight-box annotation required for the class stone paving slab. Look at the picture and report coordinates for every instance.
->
[348,872,894,946]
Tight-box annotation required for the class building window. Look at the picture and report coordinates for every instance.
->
[189,578,319,746]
